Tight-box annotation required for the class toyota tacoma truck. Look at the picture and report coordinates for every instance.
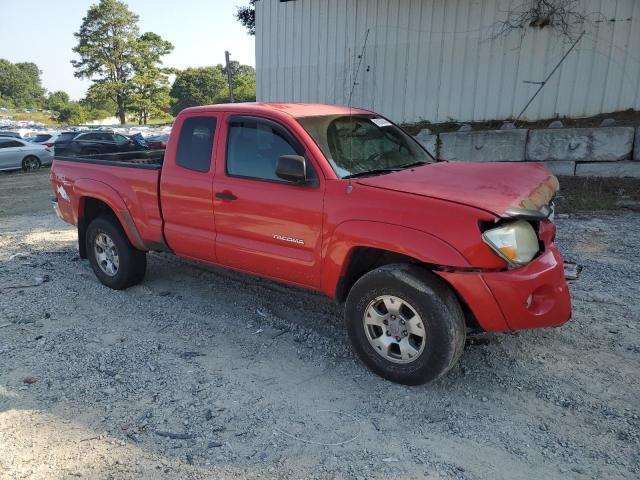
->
[50,103,572,385]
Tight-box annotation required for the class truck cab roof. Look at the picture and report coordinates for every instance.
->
[180,102,373,119]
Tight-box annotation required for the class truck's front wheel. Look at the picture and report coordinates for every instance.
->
[345,264,466,385]
[86,216,146,290]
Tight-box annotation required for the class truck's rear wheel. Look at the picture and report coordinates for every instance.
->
[345,264,466,385]
[86,216,146,289]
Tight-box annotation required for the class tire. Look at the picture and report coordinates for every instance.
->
[345,264,466,385]
[86,216,147,290]
[22,156,41,172]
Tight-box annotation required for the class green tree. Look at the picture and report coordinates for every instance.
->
[169,67,227,114]
[71,0,172,124]
[56,102,86,124]
[233,72,256,103]
[221,60,255,79]
[219,61,256,102]
[128,32,174,124]
[235,0,256,35]
[78,84,117,121]
[45,91,71,112]
[0,59,46,108]
[82,83,117,112]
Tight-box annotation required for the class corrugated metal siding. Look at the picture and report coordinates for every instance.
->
[256,0,640,123]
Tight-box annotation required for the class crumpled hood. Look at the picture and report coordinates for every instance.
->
[357,161,558,215]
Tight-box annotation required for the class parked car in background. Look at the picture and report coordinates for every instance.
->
[53,131,84,156]
[28,133,60,148]
[0,131,23,139]
[0,138,53,172]
[58,131,147,156]
[145,133,169,150]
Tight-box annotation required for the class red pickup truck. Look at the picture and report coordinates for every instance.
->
[51,103,571,385]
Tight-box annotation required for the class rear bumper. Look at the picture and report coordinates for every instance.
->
[51,197,64,221]
[437,245,572,332]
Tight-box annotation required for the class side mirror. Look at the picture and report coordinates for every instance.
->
[276,155,307,183]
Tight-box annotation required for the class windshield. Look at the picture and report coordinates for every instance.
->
[297,114,434,178]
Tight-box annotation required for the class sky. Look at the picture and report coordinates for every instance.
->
[0,0,256,100]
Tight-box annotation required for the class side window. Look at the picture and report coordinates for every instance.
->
[57,133,76,143]
[112,134,129,144]
[226,119,307,182]
[175,117,217,172]
[0,140,11,149]
[79,133,97,141]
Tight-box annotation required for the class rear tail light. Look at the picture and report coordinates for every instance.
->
[44,142,54,147]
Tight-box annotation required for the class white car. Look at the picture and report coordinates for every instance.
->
[0,137,54,172]
[28,132,60,147]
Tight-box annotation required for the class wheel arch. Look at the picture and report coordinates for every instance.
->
[323,220,470,300]
[74,179,146,258]
[334,247,425,302]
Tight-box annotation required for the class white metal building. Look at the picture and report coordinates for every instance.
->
[255,0,640,123]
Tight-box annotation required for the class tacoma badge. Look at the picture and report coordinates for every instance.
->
[273,234,305,245]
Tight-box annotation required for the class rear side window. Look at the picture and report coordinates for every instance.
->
[0,140,22,148]
[112,134,130,144]
[56,133,77,142]
[78,133,99,141]
[31,134,52,142]
[175,117,217,172]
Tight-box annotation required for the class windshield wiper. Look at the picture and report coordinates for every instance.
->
[342,167,403,179]
[343,161,431,179]
[398,160,429,169]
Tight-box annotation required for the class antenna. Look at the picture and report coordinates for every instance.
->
[348,28,370,109]
[346,28,370,193]
[348,46,353,165]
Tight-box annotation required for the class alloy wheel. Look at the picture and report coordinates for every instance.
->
[363,295,426,364]
[94,232,119,276]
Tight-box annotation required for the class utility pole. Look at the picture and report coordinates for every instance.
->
[224,50,235,103]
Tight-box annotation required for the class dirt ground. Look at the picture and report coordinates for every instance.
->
[0,170,639,479]
[0,169,52,218]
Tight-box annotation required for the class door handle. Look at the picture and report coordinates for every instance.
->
[215,191,238,201]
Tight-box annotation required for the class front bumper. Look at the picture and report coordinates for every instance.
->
[437,245,572,332]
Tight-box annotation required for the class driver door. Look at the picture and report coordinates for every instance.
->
[213,115,325,288]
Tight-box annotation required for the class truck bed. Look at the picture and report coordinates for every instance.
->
[52,152,165,249]
[54,149,164,169]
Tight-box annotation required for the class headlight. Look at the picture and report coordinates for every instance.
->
[482,220,540,266]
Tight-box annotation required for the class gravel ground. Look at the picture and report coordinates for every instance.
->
[0,172,639,479]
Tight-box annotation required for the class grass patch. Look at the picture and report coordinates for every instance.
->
[1,112,61,127]
[555,176,640,213]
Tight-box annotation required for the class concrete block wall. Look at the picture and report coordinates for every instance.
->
[526,127,635,162]
[413,129,438,158]
[414,125,640,178]
[439,130,528,162]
